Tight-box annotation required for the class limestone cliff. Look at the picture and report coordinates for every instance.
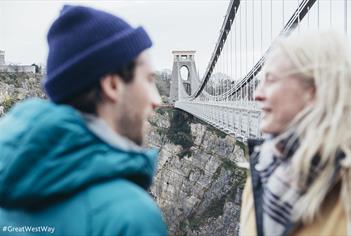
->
[146,108,247,236]
[0,73,45,116]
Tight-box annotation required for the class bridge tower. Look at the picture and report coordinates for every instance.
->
[169,50,198,104]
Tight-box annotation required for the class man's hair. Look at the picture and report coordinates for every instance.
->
[60,61,136,114]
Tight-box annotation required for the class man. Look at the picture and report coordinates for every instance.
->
[0,5,167,236]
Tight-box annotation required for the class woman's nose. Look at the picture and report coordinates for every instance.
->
[254,84,265,102]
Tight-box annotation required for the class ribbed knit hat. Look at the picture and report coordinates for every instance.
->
[44,5,152,102]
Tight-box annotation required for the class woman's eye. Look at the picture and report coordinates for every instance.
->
[264,74,277,84]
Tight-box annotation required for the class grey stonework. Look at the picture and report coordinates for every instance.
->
[170,51,199,104]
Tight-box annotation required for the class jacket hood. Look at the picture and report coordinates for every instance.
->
[0,99,158,209]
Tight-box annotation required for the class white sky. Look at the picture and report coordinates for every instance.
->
[0,0,349,78]
[0,0,230,74]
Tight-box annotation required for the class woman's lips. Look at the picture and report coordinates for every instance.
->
[262,107,272,113]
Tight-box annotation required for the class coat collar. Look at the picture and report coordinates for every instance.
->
[81,113,144,153]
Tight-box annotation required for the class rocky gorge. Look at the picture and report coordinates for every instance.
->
[147,108,247,236]
[0,72,248,236]
[0,73,45,116]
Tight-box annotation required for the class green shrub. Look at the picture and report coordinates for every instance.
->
[156,107,166,115]
[166,109,194,158]
[236,140,248,157]
[188,195,225,231]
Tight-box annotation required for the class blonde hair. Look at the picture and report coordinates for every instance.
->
[270,31,351,226]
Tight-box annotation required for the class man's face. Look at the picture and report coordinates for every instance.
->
[115,50,161,145]
[254,51,314,135]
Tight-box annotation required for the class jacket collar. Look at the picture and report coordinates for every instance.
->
[81,113,144,153]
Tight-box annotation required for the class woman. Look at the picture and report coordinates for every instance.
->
[240,31,351,236]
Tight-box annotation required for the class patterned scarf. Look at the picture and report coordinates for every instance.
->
[254,136,323,236]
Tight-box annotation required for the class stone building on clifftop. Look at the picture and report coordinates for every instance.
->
[0,50,36,73]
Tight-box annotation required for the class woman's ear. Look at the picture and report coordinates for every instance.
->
[305,85,316,105]
[100,74,122,102]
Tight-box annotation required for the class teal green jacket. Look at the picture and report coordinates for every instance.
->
[0,99,167,236]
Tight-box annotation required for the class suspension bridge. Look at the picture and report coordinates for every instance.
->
[170,0,349,144]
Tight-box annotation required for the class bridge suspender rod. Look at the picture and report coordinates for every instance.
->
[223,40,225,99]
[230,20,233,102]
[221,40,223,100]
[240,5,242,83]
[223,38,225,101]
[234,7,237,100]
[228,30,230,102]
[252,0,255,71]
[225,31,230,102]
[245,1,248,77]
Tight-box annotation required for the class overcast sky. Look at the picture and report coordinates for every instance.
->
[0,0,230,74]
[0,0,349,78]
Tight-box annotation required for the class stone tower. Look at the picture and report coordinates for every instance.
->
[0,50,5,65]
[169,50,199,104]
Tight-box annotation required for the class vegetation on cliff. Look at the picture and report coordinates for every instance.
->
[166,109,194,158]
[0,73,45,115]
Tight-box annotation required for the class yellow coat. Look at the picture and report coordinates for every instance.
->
[240,177,347,236]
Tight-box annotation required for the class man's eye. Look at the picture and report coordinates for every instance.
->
[148,77,155,83]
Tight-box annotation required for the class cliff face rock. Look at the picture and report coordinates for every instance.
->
[0,73,45,116]
[146,108,247,236]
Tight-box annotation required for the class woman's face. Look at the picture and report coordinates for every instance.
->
[254,51,314,135]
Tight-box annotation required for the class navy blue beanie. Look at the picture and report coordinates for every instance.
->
[44,5,152,102]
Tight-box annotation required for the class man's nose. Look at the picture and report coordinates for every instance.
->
[151,87,161,110]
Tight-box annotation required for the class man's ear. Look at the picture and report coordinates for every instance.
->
[100,74,122,102]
